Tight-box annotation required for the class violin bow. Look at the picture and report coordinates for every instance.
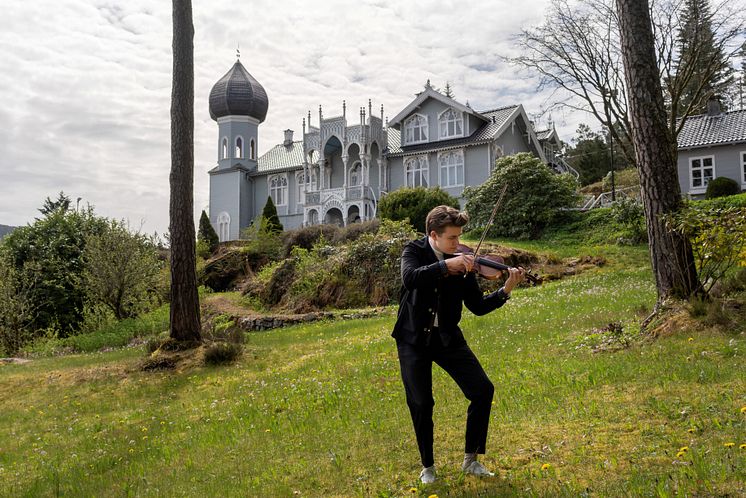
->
[472,183,508,257]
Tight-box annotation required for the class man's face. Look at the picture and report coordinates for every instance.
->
[430,225,462,255]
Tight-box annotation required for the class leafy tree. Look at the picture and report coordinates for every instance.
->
[262,196,284,233]
[463,153,579,239]
[198,210,219,253]
[0,257,36,355]
[617,0,700,301]
[169,0,201,343]
[378,187,460,234]
[566,124,610,185]
[1,206,108,336]
[82,220,163,320]
[675,0,736,114]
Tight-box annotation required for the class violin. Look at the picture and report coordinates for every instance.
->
[453,243,542,285]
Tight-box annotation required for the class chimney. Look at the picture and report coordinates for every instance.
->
[284,129,294,147]
[706,96,722,117]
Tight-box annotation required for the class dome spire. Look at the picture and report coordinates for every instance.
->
[208,58,269,122]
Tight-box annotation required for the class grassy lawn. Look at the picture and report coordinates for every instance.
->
[1,243,744,497]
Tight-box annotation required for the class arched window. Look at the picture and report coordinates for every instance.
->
[269,174,288,206]
[403,114,428,145]
[217,212,230,242]
[296,172,305,211]
[308,209,319,225]
[404,155,429,187]
[235,137,243,158]
[439,108,463,139]
[349,161,362,186]
[438,150,464,187]
[250,139,256,160]
[221,138,228,159]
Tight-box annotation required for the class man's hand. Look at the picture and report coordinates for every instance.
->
[445,254,474,275]
[503,267,526,294]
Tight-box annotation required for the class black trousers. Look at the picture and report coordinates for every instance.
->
[396,331,495,468]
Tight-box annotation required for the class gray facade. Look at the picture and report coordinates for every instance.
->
[676,107,746,198]
[207,71,571,239]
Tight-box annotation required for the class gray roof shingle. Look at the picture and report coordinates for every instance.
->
[385,105,518,156]
[677,109,746,149]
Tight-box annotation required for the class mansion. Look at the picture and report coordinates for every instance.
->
[208,59,574,241]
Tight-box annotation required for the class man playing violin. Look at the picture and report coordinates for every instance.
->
[392,205,525,484]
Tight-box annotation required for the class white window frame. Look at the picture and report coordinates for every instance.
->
[741,151,746,187]
[234,136,244,158]
[217,212,230,242]
[295,172,305,212]
[689,155,715,192]
[438,149,464,187]
[268,174,288,207]
[404,155,429,188]
[221,137,228,159]
[403,114,429,145]
[438,108,464,139]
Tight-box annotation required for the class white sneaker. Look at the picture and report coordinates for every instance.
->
[419,465,436,484]
[462,460,495,477]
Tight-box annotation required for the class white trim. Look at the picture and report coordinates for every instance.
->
[689,155,715,190]
[438,107,465,140]
[404,155,430,188]
[437,149,465,187]
[348,161,362,186]
[741,150,746,186]
[217,212,230,242]
[295,171,305,213]
[268,173,289,207]
[388,87,487,126]
[403,113,429,145]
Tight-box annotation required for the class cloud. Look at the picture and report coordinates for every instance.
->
[1,0,588,235]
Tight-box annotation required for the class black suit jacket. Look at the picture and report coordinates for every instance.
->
[391,236,509,347]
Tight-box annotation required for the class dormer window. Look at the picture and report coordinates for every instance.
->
[439,108,463,139]
[403,114,428,145]
[221,138,228,159]
[235,137,243,158]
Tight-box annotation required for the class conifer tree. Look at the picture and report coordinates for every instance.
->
[197,210,219,252]
[676,0,735,114]
[262,196,283,233]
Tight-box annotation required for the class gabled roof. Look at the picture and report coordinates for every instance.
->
[388,85,489,128]
[386,105,519,156]
[677,109,746,149]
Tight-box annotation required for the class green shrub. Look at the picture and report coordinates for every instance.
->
[261,196,283,233]
[665,202,746,295]
[610,198,647,244]
[204,342,243,366]
[378,187,459,234]
[333,219,380,244]
[705,177,740,199]
[695,192,746,210]
[281,224,340,257]
[198,210,219,254]
[464,153,580,239]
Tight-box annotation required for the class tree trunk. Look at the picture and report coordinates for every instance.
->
[616,0,700,301]
[169,0,201,341]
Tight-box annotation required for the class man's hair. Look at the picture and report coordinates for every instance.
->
[426,205,469,235]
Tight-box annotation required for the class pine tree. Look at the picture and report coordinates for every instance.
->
[676,0,735,114]
[262,196,283,233]
[443,82,455,98]
[197,210,219,252]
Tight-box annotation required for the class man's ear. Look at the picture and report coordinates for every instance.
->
[429,230,437,239]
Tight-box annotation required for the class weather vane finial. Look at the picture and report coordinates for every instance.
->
[236,43,241,60]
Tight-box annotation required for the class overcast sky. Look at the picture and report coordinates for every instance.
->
[0,0,591,235]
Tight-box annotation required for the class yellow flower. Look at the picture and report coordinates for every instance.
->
[676,451,686,458]
[741,406,746,414]
[724,442,735,448]
[428,495,438,498]
[687,428,696,433]
[739,444,746,450]
[541,463,551,471]
[409,488,417,494]
[679,446,689,452]
[688,337,694,342]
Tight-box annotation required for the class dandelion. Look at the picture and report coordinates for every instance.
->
[409,488,417,494]
[142,435,148,440]
[129,448,134,453]
[428,495,438,498]
[741,406,746,414]
[679,446,689,452]
[739,444,746,450]
[265,429,271,432]
[687,428,696,433]
[541,463,551,471]
[688,337,693,342]
[676,451,686,458]
[724,442,735,448]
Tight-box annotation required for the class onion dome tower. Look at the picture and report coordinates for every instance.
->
[208,55,269,242]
